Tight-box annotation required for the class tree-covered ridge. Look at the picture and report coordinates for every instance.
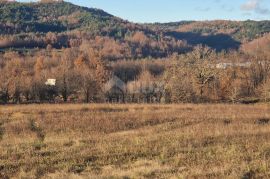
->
[176,20,270,42]
[145,21,194,31]
[0,1,191,60]
[1,1,270,57]
[0,1,117,34]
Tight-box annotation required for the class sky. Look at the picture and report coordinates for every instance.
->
[18,0,270,23]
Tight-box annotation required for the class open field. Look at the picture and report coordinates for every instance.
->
[0,104,270,178]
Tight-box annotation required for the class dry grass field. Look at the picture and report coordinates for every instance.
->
[0,104,270,178]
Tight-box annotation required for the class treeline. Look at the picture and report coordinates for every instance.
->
[165,48,270,103]
[0,30,190,60]
[1,45,270,104]
[0,46,109,104]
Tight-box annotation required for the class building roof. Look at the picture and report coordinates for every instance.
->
[104,76,126,92]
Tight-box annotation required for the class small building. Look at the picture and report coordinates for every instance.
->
[216,62,252,69]
[104,76,126,103]
[45,79,56,86]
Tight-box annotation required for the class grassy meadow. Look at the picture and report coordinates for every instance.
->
[0,104,270,178]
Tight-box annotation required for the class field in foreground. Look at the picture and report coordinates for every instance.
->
[0,104,270,178]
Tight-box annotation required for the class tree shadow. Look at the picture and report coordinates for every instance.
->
[166,31,241,52]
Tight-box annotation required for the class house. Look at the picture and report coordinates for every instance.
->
[104,76,126,103]
[127,80,164,103]
[45,79,56,86]
[215,62,252,69]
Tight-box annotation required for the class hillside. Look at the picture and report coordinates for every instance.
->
[176,20,270,42]
[1,1,270,57]
[147,20,270,51]
[0,1,191,59]
[0,1,117,34]
[241,33,270,56]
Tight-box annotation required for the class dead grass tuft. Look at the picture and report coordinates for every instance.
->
[256,118,270,125]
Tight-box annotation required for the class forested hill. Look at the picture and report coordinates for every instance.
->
[175,20,270,42]
[0,1,192,59]
[1,1,270,59]
[146,20,270,51]
[0,1,117,34]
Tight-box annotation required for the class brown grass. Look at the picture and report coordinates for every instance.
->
[1,103,270,178]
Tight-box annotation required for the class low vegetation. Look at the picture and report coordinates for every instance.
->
[0,104,270,178]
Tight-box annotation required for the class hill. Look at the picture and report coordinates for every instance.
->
[147,20,270,51]
[176,20,270,42]
[1,1,270,57]
[241,33,270,56]
[0,1,191,59]
[0,1,117,34]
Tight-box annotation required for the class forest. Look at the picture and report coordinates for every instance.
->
[1,43,270,104]
[1,0,270,104]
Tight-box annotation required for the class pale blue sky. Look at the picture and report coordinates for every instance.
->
[18,0,270,23]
